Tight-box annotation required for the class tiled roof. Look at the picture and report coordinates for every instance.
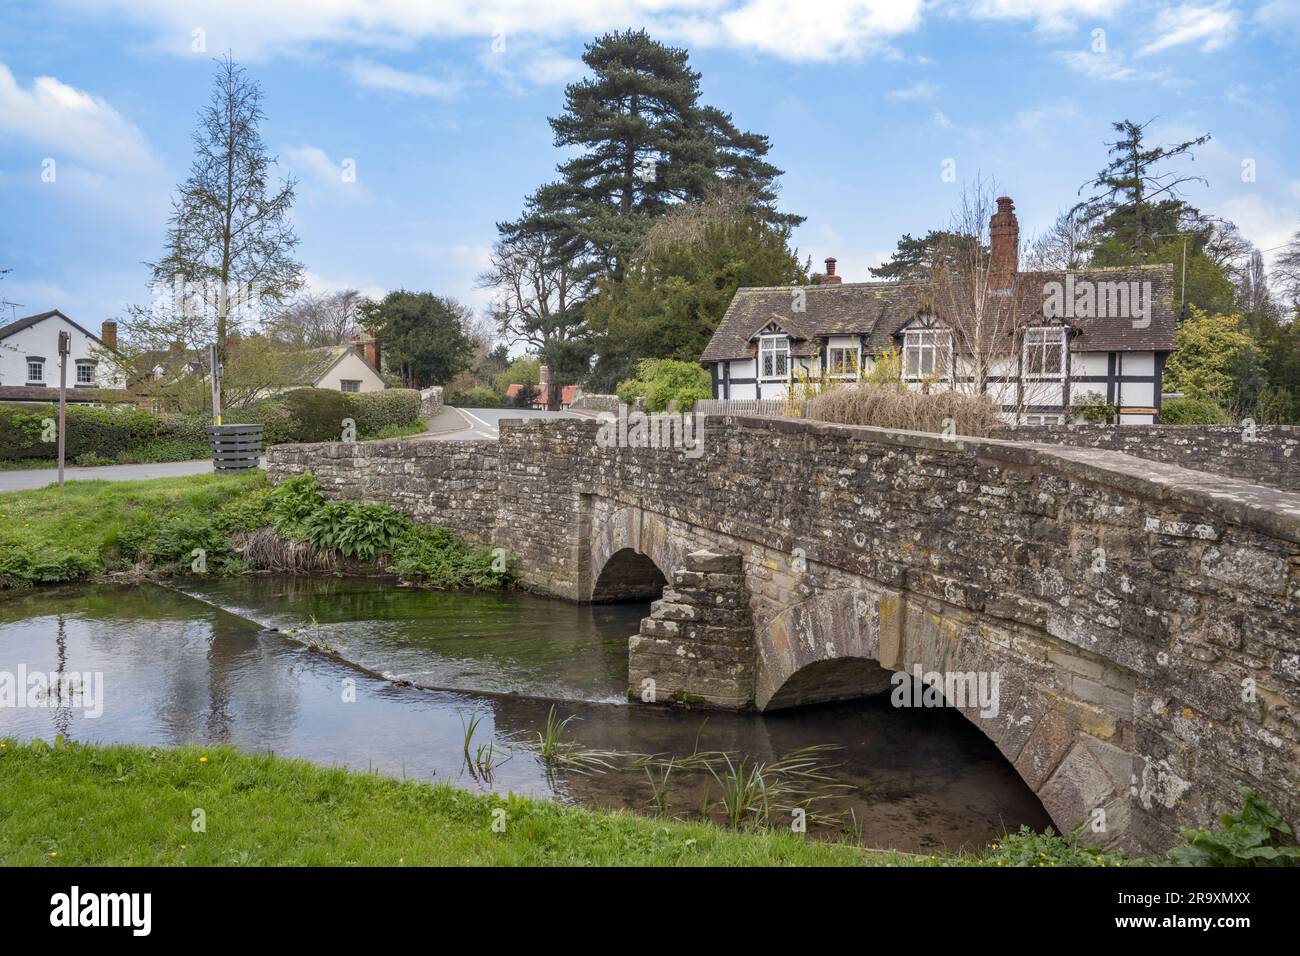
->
[505,383,578,406]
[0,309,123,356]
[700,264,1177,363]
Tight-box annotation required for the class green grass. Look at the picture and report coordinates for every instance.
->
[0,739,901,866]
[0,471,266,585]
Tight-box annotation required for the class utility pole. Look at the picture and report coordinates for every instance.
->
[57,330,70,486]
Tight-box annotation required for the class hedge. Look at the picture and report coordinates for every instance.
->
[0,404,164,461]
[0,387,425,462]
[353,389,422,435]
[1160,397,1230,425]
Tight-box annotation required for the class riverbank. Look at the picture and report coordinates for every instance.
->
[0,738,895,866]
[0,470,500,590]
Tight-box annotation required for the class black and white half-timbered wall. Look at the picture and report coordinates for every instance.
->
[700,197,1177,425]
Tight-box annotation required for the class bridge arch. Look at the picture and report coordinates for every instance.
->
[587,506,684,603]
[755,588,1137,847]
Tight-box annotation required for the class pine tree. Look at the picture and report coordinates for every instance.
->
[1071,118,1210,258]
[510,30,799,281]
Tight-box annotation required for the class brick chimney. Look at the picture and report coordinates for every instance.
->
[100,320,117,350]
[363,336,381,371]
[989,196,1020,291]
[538,364,550,388]
[822,256,842,285]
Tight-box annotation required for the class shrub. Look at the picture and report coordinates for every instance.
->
[1069,392,1116,425]
[466,386,500,408]
[353,389,422,435]
[803,384,1004,437]
[1167,787,1300,867]
[982,826,1127,867]
[240,388,356,444]
[617,359,711,413]
[1160,397,1229,425]
[300,500,410,560]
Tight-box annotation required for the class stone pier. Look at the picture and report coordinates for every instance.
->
[628,550,755,709]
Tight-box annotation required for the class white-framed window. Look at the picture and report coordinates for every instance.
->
[76,362,95,385]
[758,334,790,381]
[902,329,951,380]
[340,379,361,393]
[827,346,860,378]
[1022,414,1064,426]
[26,359,45,383]
[1023,326,1066,379]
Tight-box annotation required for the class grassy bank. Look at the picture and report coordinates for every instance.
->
[0,739,888,866]
[0,471,265,584]
[0,470,503,589]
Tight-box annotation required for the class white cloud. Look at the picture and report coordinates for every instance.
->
[54,0,1136,65]
[1054,49,1138,79]
[301,270,386,304]
[933,111,953,128]
[886,80,939,100]
[1138,1,1238,56]
[286,145,368,202]
[348,60,461,98]
[0,63,155,170]
[959,0,1129,36]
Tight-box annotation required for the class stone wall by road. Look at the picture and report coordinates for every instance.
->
[569,392,620,414]
[991,423,1300,492]
[266,436,497,546]
[419,386,444,419]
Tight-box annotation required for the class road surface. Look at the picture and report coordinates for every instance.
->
[0,458,216,493]
[429,406,589,441]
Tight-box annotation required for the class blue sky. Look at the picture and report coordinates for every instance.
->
[1,0,1297,334]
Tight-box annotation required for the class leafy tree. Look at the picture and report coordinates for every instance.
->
[358,291,474,388]
[616,358,711,412]
[493,356,540,396]
[128,55,303,411]
[1071,118,1210,258]
[1163,307,1266,416]
[584,190,804,389]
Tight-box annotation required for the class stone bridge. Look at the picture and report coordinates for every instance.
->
[267,414,1300,853]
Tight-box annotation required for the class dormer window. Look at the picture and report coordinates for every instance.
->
[902,328,951,380]
[758,334,790,380]
[827,346,860,378]
[1023,326,1066,380]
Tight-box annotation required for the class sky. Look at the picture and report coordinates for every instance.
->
[1,0,1297,336]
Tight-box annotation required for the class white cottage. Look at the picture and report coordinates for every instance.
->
[700,198,1178,425]
[0,310,127,403]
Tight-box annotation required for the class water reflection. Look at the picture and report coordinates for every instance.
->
[0,581,1051,851]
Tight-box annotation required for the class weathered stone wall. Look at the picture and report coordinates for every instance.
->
[419,386,444,419]
[991,423,1300,492]
[265,436,497,546]
[569,392,620,414]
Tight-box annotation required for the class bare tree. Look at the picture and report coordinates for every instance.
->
[126,54,302,411]
[478,231,587,408]
[920,177,1038,414]
[269,289,366,348]
[1275,217,1300,309]
[1025,209,1090,271]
